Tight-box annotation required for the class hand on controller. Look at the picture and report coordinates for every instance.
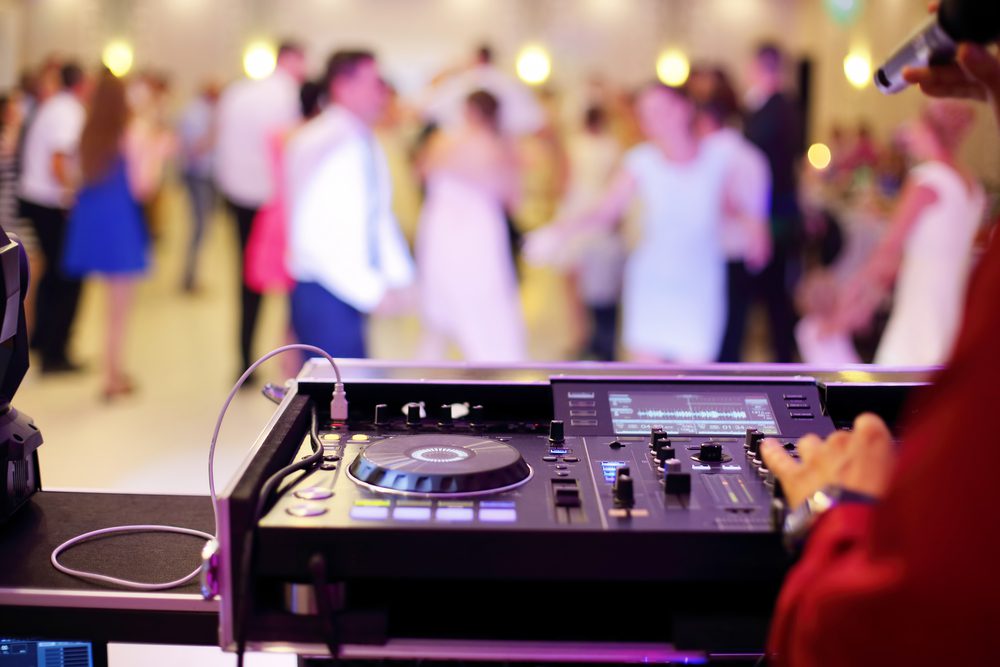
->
[761,414,896,511]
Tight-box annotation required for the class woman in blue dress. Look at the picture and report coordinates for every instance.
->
[63,69,172,399]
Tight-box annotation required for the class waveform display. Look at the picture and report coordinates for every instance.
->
[636,409,749,420]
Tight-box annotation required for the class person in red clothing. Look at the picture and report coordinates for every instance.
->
[760,41,1000,666]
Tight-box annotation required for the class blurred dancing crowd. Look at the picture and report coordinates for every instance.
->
[0,42,993,396]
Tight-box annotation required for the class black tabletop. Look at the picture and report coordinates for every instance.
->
[0,490,220,645]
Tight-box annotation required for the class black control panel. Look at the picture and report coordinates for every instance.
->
[234,375,841,656]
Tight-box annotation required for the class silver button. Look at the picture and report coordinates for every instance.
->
[294,487,333,501]
[286,503,328,517]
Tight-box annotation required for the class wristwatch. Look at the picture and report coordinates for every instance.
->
[783,485,878,553]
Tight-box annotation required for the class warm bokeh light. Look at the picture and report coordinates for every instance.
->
[516,46,551,86]
[101,41,134,78]
[808,143,833,170]
[843,50,872,89]
[243,41,276,80]
[656,50,690,87]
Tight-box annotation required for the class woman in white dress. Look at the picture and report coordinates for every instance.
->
[828,101,984,366]
[416,90,526,362]
[534,82,729,362]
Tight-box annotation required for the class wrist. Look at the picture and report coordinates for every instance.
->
[782,485,878,553]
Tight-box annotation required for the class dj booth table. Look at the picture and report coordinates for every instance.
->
[0,491,218,645]
[0,361,933,661]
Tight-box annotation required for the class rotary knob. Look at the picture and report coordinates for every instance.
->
[746,429,765,454]
[406,403,422,427]
[654,442,676,464]
[469,404,485,429]
[438,403,454,428]
[699,442,724,463]
[648,426,666,449]
[374,403,389,427]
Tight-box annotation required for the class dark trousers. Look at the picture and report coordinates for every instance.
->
[291,282,365,360]
[226,200,263,371]
[718,249,798,363]
[586,303,618,362]
[20,199,82,365]
[182,173,215,291]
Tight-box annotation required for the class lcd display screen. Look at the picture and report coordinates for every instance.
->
[609,391,780,435]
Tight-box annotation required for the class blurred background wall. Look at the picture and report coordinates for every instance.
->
[2,0,997,182]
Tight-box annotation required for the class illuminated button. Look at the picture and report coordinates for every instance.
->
[393,506,432,521]
[570,419,598,427]
[350,505,389,520]
[286,503,327,517]
[783,394,806,400]
[549,448,569,455]
[355,499,390,507]
[351,434,370,442]
[786,402,809,410]
[569,409,597,417]
[321,433,341,442]
[436,507,474,522]
[479,508,517,523]
[293,488,333,501]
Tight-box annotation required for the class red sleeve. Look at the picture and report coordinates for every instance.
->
[768,234,1000,666]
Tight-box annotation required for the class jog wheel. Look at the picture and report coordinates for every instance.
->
[347,434,532,497]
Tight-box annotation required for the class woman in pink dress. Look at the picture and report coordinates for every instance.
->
[416,90,526,362]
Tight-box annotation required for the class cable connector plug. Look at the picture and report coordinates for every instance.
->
[330,382,349,421]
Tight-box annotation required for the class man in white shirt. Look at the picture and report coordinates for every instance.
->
[214,41,305,375]
[18,62,88,373]
[285,50,415,358]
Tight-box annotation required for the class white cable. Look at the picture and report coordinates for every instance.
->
[50,344,344,591]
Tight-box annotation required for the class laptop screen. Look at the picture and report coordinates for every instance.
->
[0,639,105,667]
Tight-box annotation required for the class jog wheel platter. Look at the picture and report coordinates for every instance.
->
[348,434,532,497]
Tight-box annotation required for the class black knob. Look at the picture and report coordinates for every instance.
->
[438,404,453,428]
[699,442,724,462]
[609,439,625,449]
[648,426,665,449]
[548,420,565,443]
[406,403,421,427]
[469,404,485,429]
[745,429,762,451]
[613,468,635,508]
[374,403,389,426]
[654,445,676,464]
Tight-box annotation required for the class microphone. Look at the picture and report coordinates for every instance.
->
[875,0,1000,95]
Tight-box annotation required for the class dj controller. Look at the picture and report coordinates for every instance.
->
[214,366,921,663]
